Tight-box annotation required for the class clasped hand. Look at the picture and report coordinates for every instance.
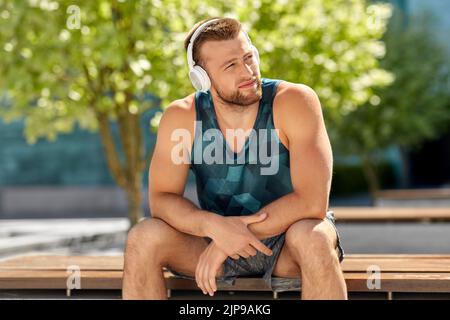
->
[195,212,272,296]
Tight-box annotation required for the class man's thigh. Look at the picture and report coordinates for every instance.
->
[271,218,338,278]
[142,218,223,278]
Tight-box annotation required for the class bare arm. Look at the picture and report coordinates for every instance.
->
[149,101,215,237]
[248,84,333,239]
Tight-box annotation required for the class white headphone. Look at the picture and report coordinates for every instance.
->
[187,19,260,92]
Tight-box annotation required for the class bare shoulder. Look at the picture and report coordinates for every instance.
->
[273,81,324,145]
[158,94,195,139]
[160,93,196,128]
[274,81,320,112]
[274,81,322,120]
[156,93,196,151]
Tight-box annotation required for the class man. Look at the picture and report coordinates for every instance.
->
[122,17,347,300]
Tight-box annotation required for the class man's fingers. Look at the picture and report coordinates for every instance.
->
[241,212,267,225]
[231,244,260,259]
[202,263,213,296]
[237,246,257,258]
[199,263,207,295]
[200,252,211,295]
[244,245,257,257]
[196,250,208,295]
[196,261,206,295]
[251,238,273,256]
[208,271,217,295]
[237,250,250,259]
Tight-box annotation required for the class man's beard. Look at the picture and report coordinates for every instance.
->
[214,77,263,108]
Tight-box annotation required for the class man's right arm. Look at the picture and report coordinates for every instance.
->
[149,101,218,238]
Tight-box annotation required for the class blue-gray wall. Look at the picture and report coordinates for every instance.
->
[0,109,158,186]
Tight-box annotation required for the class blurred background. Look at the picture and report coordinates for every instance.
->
[0,0,449,269]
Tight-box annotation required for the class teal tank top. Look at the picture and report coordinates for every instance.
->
[190,78,293,216]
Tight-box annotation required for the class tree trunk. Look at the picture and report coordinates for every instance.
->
[361,152,381,206]
[116,108,146,227]
[95,110,146,227]
[125,171,144,227]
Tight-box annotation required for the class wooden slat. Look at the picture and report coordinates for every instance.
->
[0,255,123,271]
[374,188,450,200]
[0,270,123,290]
[2,255,450,273]
[1,270,450,293]
[342,257,450,273]
[345,273,450,293]
[332,207,450,221]
[345,254,450,259]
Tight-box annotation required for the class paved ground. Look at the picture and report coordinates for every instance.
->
[338,221,450,253]
[0,218,128,260]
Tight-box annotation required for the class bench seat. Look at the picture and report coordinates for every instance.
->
[1,254,450,299]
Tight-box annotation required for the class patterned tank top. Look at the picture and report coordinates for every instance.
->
[190,78,293,216]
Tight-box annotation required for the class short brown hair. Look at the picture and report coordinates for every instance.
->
[184,17,242,68]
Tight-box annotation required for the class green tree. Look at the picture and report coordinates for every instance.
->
[0,0,189,225]
[236,0,394,124]
[334,9,450,198]
[0,0,393,225]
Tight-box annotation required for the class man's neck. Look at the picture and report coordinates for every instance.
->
[210,92,260,130]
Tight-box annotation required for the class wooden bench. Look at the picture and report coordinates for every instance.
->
[1,254,450,299]
[373,188,450,208]
[332,207,450,222]
[374,188,450,200]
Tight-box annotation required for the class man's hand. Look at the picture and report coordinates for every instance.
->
[195,241,227,296]
[204,212,273,259]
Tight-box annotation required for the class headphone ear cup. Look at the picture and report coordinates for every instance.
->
[189,68,203,91]
[191,65,211,92]
[251,45,260,64]
[189,65,211,92]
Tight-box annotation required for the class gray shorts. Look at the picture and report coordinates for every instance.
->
[168,210,344,293]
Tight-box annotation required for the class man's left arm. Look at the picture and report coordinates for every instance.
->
[248,83,333,240]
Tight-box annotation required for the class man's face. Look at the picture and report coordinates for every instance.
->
[200,31,262,107]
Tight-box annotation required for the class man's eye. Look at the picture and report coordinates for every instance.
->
[246,55,253,59]
[226,63,235,69]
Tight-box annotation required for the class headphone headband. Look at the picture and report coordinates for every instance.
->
[186,18,259,92]
[187,18,220,68]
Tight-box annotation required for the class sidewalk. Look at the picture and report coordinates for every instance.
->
[0,218,128,260]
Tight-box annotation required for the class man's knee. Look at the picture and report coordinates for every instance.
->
[285,218,336,262]
[125,218,173,260]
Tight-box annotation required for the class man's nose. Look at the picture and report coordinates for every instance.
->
[240,61,254,77]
